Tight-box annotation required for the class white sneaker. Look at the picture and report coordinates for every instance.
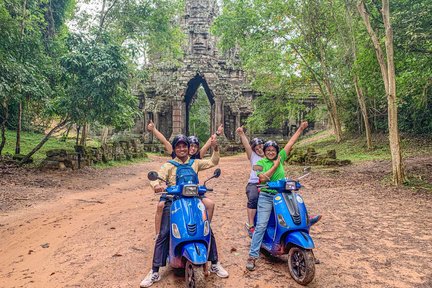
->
[140,270,161,287]
[209,262,229,278]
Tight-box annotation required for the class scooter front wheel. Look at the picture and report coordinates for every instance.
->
[185,260,206,288]
[287,247,315,285]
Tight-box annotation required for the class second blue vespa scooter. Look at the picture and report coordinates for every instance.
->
[148,168,221,288]
[255,170,317,285]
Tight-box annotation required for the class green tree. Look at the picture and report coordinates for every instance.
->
[20,32,138,163]
[358,0,404,184]
[189,87,211,142]
[0,0,69,155]
[213,0,345,141]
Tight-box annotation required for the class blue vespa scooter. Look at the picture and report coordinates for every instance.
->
[147,168,221,288]
[256,170,317,285]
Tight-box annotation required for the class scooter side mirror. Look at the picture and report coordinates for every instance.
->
[213,168,221,178]
[148,171,159,181]
[297,167,311,180]
[204,168,221,186]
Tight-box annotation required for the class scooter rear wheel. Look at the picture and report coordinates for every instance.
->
[287,247,315,285]
[185,260,206,288]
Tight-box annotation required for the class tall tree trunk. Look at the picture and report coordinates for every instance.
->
[354,76,372,149]
[99,0,106,32]
[0,123,5,155]
[63,123,73,141]
[0,100,8,155]
[101,126,109,144]
[76,125,80,146]
[358,0,404,185]
[290,43,342,142]
[98,0,117,33]
[319,46,342,142]
[357,1,389,93]
[20,118,69,165]
[345,0,372,149]
[80,123,88,146]
[16,0,27,155]
[15,101,22,154]
[382,0,404,185]
[322,77,342,142]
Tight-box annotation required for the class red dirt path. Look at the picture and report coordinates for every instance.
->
[0,155,431,288]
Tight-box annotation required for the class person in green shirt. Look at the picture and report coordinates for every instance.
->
[246,121,309,271]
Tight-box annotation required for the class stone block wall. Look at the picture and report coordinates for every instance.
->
[287,147,351,166]
[40,139,148,170]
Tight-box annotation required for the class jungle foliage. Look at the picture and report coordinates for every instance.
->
[0,0,184,159]
[188,87,211,142]
[212,0,431,136]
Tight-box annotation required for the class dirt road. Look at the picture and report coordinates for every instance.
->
[1,155,431,288]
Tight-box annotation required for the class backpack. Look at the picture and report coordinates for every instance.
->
[168,159,199,185]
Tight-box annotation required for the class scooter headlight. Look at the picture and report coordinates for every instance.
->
[172,223,181,239]
[285,181,297,191]
[182,184,198,196]
[203,220,210,236]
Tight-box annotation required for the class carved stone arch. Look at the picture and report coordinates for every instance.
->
[184,73,215,136]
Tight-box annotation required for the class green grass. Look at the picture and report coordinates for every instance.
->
[1,129,100,164]
[1,129,152,168]
[403,176,432,191]
[296,131,432,163]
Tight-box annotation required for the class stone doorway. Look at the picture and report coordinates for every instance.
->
[184,74,215,137]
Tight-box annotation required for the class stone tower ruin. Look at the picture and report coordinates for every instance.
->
[137,0,255,141]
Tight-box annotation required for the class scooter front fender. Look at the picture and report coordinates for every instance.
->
[181,242,208,265]
[285,231,315,250]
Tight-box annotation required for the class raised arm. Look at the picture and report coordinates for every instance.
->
[257,156,281,183]
[283,121,308,155]
[147,119,172,154]
[198,135,220,170]
[236,126,253,160]
[199,124,223,158]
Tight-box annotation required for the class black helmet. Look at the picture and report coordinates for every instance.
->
[188,136,200,147]
[172,134,190,151]
[250,137,264,150]
[263,140,279,157]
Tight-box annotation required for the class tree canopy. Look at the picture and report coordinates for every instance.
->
[213,0,432,136]
[0,0,185,158]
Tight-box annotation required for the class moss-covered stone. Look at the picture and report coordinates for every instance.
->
[13,154,33,163]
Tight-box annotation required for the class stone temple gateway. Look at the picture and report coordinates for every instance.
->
[136,0,255,141]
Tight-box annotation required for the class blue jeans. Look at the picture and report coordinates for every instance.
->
[249,192,274,258]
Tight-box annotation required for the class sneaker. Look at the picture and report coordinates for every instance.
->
[310,215,322,226]
[140,270,161,288]
[246,257,256,271]
[209,262,229,278]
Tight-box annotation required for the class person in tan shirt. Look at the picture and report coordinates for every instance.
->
[149,136,220,189]
[147,121,223,236]
[140,134,228,288]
